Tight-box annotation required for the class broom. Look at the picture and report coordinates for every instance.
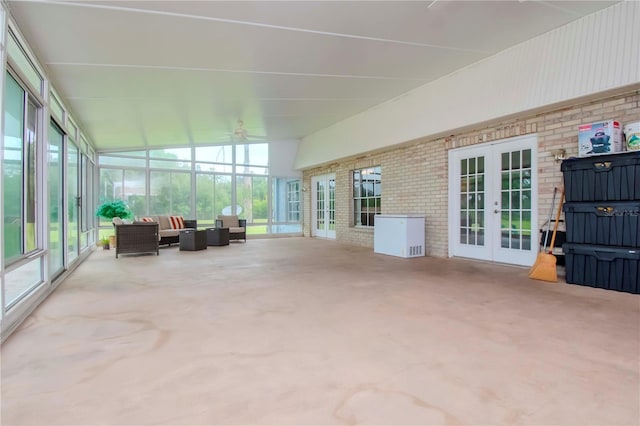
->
[529,188,564,282]
[527,187,556,276]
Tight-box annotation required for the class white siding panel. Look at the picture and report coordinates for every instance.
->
[295,1,640,170]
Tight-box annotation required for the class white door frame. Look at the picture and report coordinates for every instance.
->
[311,173,336,239]
[448,135,538,266]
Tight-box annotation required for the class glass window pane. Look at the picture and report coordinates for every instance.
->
[149,147,192,161]
[236,143,268,166]
[195,163,233,173]
[68,142,79,261]
[501,152,509,170]
[99,155,146,168]
[501,172,509,190]
[66,119,78,140]
[50,93,64,122]
[478,157,484,173]
[511,151,520,170]
[24,100,38,253]
[522,170,531,189]
[511,192,520,209]
[511,171,521,189]
[522,211,532,232]
[3,73,24,261]
[460,228,468,244]
[252,176,268,222]
[469,157,476,174]
[7,32,42,94]
[522,190,531,209]
[48,120,64,276]
[501,191,509,210]
[237,166,268,175]
[523,149,532,168]
[196,174,214,225]
[150,171,191,216]
[501,231,510,248]
[195,145,232,164]
[150,159,191,170]
[4,258,43,309]
[461,159,467,175]
[123,169,146,218]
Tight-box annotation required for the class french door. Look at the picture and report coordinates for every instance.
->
[311,173,336,239]
[448,136,538,266]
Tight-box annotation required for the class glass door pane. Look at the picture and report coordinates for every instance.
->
[459,156,485,247]
[499,149,532,251]
[316,180,325,231]
[48,121,64,277]
[328,178,336,233]
[67,142,79,261]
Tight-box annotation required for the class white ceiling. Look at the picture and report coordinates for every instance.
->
[7,0,620,151]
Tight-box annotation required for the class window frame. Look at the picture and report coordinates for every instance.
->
[352,166,382,228]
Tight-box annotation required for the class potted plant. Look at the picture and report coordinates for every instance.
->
[100,237,110,250]
[96,200,133,248]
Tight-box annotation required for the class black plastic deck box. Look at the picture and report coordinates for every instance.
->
[561,152,640,202]
[563,243,640,293]
[563,202,640,247]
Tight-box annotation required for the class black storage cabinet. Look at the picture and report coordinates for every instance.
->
[561,152,640,294]
[563,202,640,247]
[561,151,640,202]
[563,244,639,293]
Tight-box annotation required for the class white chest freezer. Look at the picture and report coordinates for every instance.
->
[374,214,425,258]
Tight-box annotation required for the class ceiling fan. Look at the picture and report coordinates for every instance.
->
[227,120,268,142]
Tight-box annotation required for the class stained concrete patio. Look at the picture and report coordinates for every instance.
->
[1,237,639,425]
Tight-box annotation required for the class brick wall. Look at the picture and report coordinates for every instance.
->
[302,89,640,257]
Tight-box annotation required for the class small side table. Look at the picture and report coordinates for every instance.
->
[206,228,230,246]
[179,229,207,251]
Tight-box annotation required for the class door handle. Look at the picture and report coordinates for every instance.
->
[494,209,499,214]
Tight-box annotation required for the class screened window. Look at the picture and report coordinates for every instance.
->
[150,171,192,217]
[236,175,268,233]
[196,174,232,228]
[3,72,40,263]
[353,166,381,227]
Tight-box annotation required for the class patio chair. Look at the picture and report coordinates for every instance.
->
[215,215,247,242]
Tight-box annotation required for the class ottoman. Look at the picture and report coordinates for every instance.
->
[206,228,230,246]
[179,229,207,251]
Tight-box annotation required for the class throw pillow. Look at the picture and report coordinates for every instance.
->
[141,217,155,222]
[169,215,185,229]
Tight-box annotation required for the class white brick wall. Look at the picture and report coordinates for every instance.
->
[302,89,640,257]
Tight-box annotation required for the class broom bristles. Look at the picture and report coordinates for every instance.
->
[528,253,558,282]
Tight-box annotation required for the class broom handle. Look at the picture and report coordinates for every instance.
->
[548,188,565,254]
[543,187,557,251]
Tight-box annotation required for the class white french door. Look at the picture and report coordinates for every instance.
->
[311,173,336,239]
[448,135,538,266]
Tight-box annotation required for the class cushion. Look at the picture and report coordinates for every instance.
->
[112,217,123,225]
[140,217,155,222]
[229,227,245,234]
[157,215,171,230]
[169,215,185,230]
[159,229,181,238]
[218,215,239,228]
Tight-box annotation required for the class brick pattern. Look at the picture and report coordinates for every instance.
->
[302,89,640,257]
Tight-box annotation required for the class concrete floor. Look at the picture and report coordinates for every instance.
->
[1,238,639,425]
